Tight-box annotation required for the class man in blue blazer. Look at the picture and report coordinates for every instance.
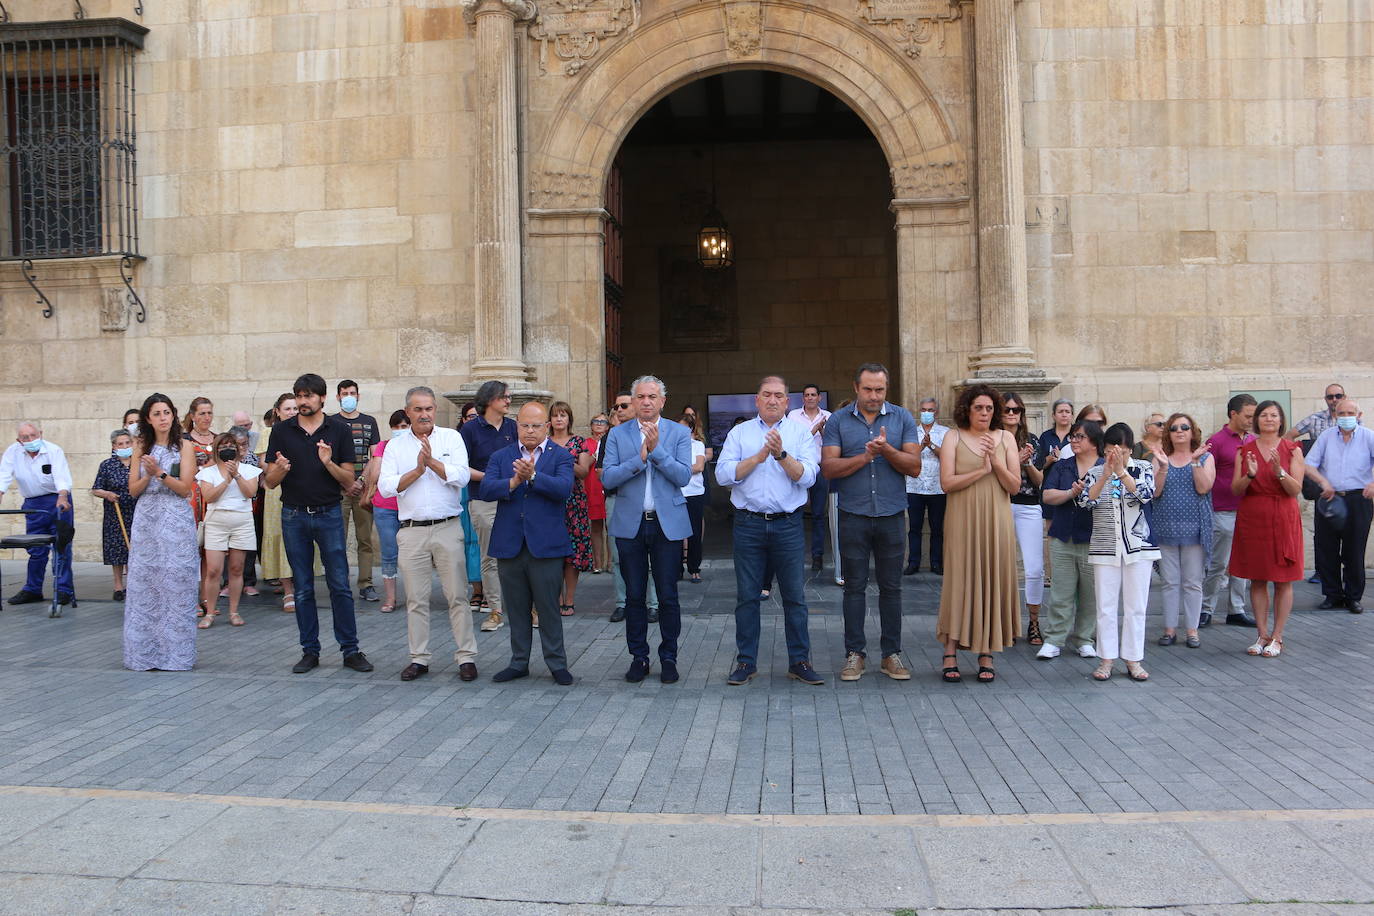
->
[479,402,576,685]
[601,375,693,683]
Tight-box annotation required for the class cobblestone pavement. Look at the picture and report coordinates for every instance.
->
[1,558,1371,818]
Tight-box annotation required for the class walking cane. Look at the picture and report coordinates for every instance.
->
[113,500,131,552]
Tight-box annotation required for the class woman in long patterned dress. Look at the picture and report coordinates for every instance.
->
[91,429,137,600]
[124,394,200,671]
[258,394,303,613]
[936,384,1022,683]
[550,401,594,616]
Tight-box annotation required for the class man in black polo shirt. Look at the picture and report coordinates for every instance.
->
[265,373,374,674]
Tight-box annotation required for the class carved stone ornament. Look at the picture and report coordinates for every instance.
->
[460,0,537,26]
[722,0,762,58]
[891,159,969,199]
[858,0,962,58]
[530,169,600,208]
[529,0,640,76]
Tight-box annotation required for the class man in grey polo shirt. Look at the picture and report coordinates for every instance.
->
[822,362,922,682]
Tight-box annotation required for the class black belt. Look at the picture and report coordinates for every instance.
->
[1336,490,1364,497]
[284,503,339,514]
[400,515,457,528]
[739,508,800,521]
[642,511,657,521]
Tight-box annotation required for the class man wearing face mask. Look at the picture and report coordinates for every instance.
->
[904,397,949,576]
[0,421,75,605]
[333,379,381,603]
[1302,399,1374,614]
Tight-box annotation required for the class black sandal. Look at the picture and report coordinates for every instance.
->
[976,654,996,683]
[941,653,961,683]
[1027,616,1043,646]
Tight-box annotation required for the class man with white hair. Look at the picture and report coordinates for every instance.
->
[0,421,75,604]
[230,410,259,453]
[1302,398,1374,614]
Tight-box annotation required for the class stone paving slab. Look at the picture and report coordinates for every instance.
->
[1,560,1373,820]
[0,788,1372,915]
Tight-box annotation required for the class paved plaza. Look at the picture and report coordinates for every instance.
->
[1,558,1372,913]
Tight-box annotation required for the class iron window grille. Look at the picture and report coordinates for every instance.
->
[0,18,146,261]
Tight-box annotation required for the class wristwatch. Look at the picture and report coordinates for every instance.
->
[158,472,168,480]
[777,450,788,461]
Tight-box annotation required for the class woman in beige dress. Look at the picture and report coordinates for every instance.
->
[936,383,1022,683]
[258,393,298,612]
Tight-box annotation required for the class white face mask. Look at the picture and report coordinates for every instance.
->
[391,428,408,439]
[126,423,139,436]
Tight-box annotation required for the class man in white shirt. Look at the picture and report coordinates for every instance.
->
[904,396,948,576]
[787,383,831,571]
[719,376,824,686]
[0,421,75,604]
[378,387,479,683]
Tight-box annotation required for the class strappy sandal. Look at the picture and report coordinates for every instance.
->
[1125,660,1149,681]
[1091,660,1114,681]
[469,593,484,610]
[379,603,396,614]
[560,604,575,617]
[940,653,961,683]
[1246,636,1269,656]
[1027,615,1043,646]
[196,600,208,618]
[976,654,995,683]
[1261,637,1282,657]
[197,612,214,629]
[282,597,296,613]
[229,611,245,627]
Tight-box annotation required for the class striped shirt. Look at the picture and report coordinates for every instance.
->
[1077,459,1159,565]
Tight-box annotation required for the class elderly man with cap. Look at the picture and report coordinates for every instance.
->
[480,401,576,685]
[0,421,75,605]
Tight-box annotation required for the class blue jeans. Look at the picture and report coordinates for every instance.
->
[20,493,73,596]
[839,510,905,657]
[905,492,946,569]
[281,503,358,657]
[373,507,399,578]
[733,510,810,667]
[616,516,681,662]
[806,477,829,558]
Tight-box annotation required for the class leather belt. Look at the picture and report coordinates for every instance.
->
[400,515,457,528]
[642,511,657,521]
[284,503,338,514]
[739,508,800,521]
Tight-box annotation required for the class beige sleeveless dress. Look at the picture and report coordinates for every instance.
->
[936,433,1021,654]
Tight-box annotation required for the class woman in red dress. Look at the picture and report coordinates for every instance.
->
[585,412,609,572]
[1228,400,1305,657]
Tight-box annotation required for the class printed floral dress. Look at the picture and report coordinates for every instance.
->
[557,435,593,571]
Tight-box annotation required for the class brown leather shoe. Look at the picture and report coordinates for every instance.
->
[458,662,479,682]
[839,652,865,682]
[881,654,911,680]
[400,662,428,681]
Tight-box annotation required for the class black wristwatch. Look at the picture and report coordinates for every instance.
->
[159,472,168,480]
[777,450,788,461]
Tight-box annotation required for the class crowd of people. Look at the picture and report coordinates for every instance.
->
[2,367,1369,686]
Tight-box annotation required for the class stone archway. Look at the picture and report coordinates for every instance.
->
[520,1,976,418]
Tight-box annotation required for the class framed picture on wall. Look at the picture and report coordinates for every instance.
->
[706,390,829,450]
[658,246,739,353]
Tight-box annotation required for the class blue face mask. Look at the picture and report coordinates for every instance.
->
[919,411,935,425]
[115,447,133,459]
[21,439,42,453]
[340,395,358,413]
[1337,416,1358,431]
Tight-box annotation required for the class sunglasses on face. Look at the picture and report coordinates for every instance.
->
[1148,421,1164,428]
[1326,394,1344,401]
[615,403,631,410]
[591,419,609,426]
[1169,424,1192,432]
[1003,406,1023,415]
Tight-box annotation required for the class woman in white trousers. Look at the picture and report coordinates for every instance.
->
[1001,392,1046,644]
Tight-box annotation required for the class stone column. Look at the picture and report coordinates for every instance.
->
[464,0,535,381]
[965,0,1059,416]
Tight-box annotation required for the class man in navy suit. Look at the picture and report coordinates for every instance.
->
[601,375,693,683]
[479,402,576,685]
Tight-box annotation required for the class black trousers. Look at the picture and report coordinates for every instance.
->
[1315,492,1373,603]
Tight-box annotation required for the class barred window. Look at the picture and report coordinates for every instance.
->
[0,18,146,260]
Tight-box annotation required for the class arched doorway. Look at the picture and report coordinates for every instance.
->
[521,1,974,424]
[613,70,898,422]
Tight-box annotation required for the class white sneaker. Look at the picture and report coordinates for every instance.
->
[1036,643,1061,660]
[1077,644,1099,658]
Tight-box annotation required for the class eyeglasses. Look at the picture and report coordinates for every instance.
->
[1169,424,1192,432]
[1003,406,1023,415]
[591,419,609,426]
[1326,393,1344,401]
[517,423,547,431]
[1068,433,1087,441]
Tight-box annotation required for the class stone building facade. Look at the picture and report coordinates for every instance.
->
[0,0,1369,559]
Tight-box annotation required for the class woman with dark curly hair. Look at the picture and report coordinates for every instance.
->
[936,383,1021,683]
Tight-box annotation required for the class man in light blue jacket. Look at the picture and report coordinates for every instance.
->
[602,375,693,683]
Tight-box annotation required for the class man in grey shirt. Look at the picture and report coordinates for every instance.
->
[822,362,922,682]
